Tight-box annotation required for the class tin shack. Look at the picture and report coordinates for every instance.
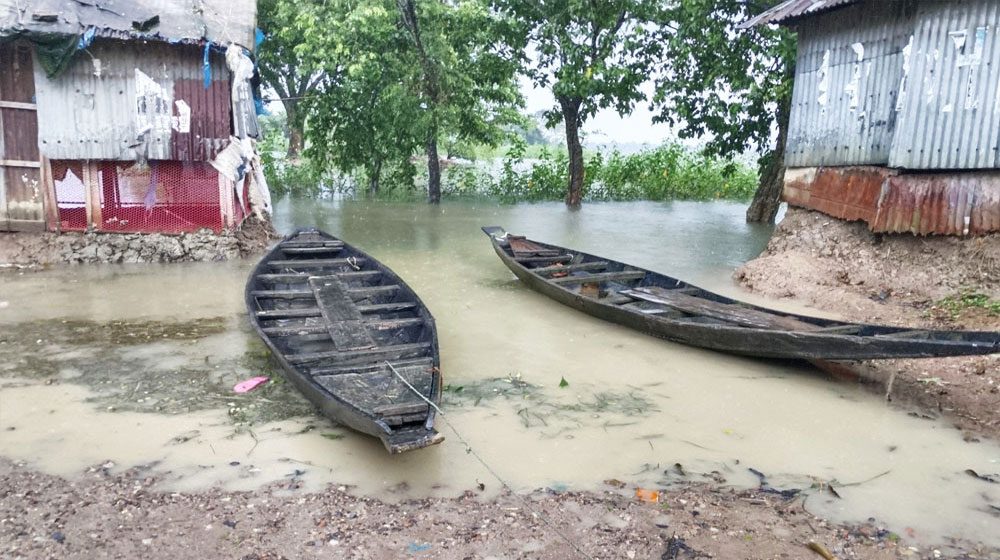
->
[748,0,1000,235]
[0,0,269,235]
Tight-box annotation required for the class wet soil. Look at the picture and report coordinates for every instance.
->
[5,458,994,560]
[736,208,1000,441]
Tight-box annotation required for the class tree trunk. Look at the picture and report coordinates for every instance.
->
[283,100,305,159]
[426,125,441,204]
[560,97,584,207]
[368,159,382,197]
[746,89,792,223]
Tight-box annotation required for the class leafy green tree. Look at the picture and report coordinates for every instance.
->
[493,0,667,206]
[653,0,796,222]
[256,0,326,158]
[289,1,424,196]
[396,0,524,203]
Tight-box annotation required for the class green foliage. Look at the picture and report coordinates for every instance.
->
[259,128,323,199]
[932,290,1000,320]
[653,1,796,160]
[490,0,669,204]
[442,142,757,203]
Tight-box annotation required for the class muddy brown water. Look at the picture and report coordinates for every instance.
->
[1,198,998,547]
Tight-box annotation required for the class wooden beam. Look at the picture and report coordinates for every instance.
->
[261,317,423,336]
[255,301,418,319]
[550,270,646,285]
[0,159,40,168]
[0,101,36,110]
[256,270,382,284]
[280,240,344,248]
[622,286,819,331]
[286,341,432,364]
[281,246,344,255]
[309,357,433,377]
[250,285,398,300]
[515,255,572,264]
[267,257,367,268]
[532,261,609,276]
[41,157,58,232]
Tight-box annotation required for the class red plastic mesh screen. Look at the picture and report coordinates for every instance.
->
[52,160,226,233]
[51,160,87,231]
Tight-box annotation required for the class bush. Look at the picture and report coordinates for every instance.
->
[436,142,758,203]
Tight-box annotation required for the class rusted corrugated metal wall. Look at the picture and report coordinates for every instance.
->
[785,1,916,167]
[34,40,230,162]
[889,1,1000,169]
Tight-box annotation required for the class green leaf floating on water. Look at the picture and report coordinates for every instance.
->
[321,433,344,440]
[559,377,569,388]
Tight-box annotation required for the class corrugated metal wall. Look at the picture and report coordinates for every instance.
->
[785,1,916,167]
[786,0,1000,171]
[889,1,1000,169]
[34,39,230,162]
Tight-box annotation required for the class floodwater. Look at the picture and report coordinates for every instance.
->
[1,198,998,547]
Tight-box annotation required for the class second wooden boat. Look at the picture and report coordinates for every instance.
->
[247,228,443,453]
[481,226,1000,360]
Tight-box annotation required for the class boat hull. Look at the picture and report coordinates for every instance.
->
[483,227,1000,360]
[247,228,443,453]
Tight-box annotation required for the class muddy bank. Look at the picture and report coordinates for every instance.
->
[736,207,1000,439]
[0,215,276,265]
[4,458,995,560]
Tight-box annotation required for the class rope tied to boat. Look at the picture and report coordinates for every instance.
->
[384,360,596,560]
[347,256,360,270]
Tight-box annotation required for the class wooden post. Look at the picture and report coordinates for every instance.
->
[40,156,59,232]
[218,170,234,230]
[82,161,93,230]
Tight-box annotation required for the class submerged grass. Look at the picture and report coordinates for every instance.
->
[0,317,315,427]
[442,373,659,436]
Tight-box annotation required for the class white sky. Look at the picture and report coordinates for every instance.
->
[519,76,680,149]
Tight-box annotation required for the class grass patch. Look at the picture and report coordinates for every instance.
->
[930,290,1000,320]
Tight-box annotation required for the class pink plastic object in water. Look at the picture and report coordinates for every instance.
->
[233,376,269,393]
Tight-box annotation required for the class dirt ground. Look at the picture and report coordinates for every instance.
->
[736,208,1000,441]
[4,458,994,560]
[3,207,1000,560]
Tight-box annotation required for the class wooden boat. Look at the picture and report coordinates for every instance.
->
[246,228,443,453]
[481,226,1000,360]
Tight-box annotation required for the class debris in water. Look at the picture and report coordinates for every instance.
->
[661,534,702,559]
[807,541,836,559]
[965,469,999,483]
[407,542,431,552]
[604,478,627,488]
[233,376,269,393]
[558,376,569,388]
[635,488,659,503]
[321,433,345,440]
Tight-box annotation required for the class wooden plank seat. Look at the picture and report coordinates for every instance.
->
[621,286,820,331]
[309,276,376,351]
[508,236,560,258]
[281,246,344,255]
[267,257,367,269]
[549,270,646,285]
[250,285,399,300]
[255,301,417,320]
[532,261,609,277]
[280,240,344,248]
[286,341,433,364]
[261,317,424,336]
[256,271,382,284]
[514,254,572,264]
[313,361,434,425]
[308,356,433,376]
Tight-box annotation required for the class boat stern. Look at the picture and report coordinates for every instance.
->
[382,428,445,454]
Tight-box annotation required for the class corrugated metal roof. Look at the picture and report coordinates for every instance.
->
[742,0,861,28]
[0,0,255,48]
